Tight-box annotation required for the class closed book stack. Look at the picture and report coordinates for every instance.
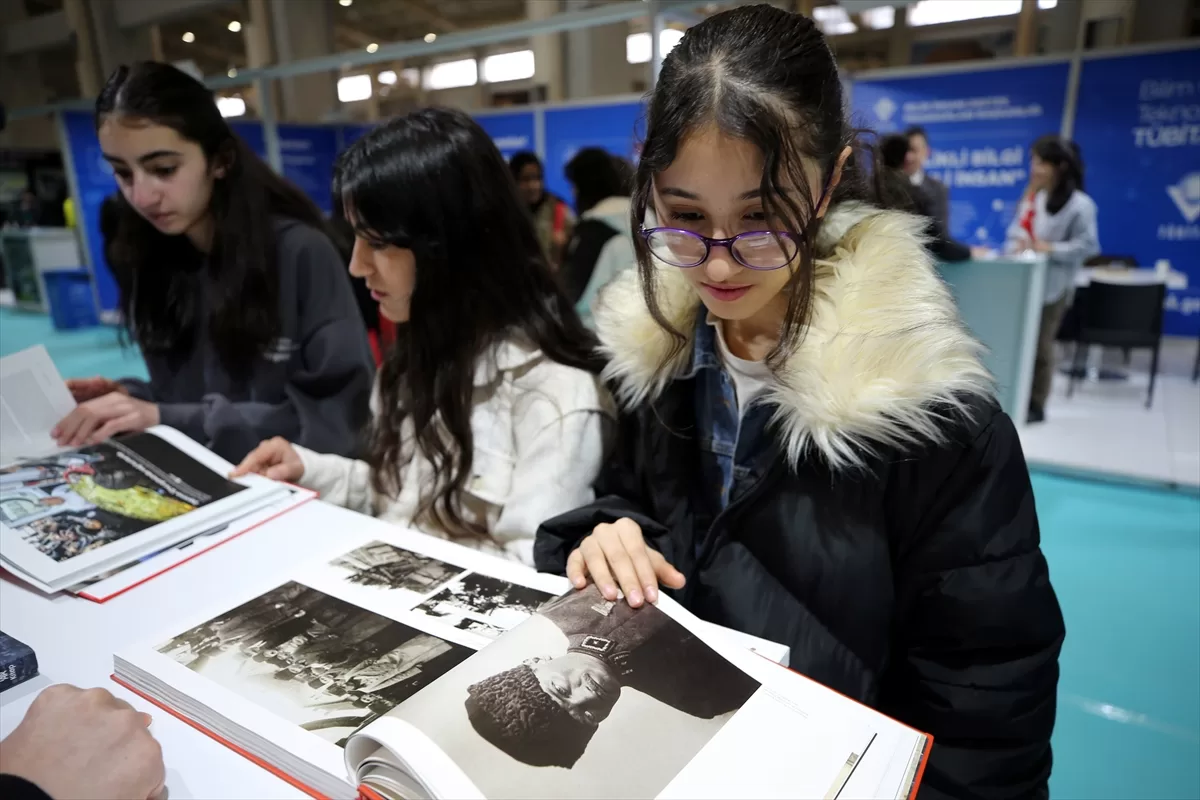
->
[0,631,37,692]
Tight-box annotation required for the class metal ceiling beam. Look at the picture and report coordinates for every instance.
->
[399,0,462,33]
[199,0,709,89]
[10,0,711,118]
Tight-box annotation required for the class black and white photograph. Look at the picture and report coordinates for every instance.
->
[412,573,555,640]
[0,432,243,562]
[392,585,762,798]
[329,541,463,594]
[157,581,472,747]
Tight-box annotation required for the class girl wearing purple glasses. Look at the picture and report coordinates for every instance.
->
[536,6,1063,799]
[236,108,609,566]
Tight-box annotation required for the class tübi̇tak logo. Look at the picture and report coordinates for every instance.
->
[1167,172,1200,223]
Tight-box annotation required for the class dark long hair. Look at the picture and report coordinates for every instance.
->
[565,148,630,214]
[1033,134,1084,215]
[334,108,602,540]
[96,61,330,379]
[632,4,883,370]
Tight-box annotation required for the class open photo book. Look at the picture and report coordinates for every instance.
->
[114,522,931,800]
[0,346,295,593]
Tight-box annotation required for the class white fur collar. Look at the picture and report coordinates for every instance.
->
[592,202,994,470]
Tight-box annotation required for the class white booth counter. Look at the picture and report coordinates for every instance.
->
[937,254,1047,427]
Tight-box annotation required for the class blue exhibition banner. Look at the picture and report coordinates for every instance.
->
[543,102,645,207]
[339,123,375,154]
[852,62,1070,247]
[229,120,266,159]
[61,110,119,313]
[277,124,338,214]
[1072,46,1200,337]
[474,111,537,162]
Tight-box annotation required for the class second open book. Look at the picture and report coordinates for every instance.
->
[115,519,929,800]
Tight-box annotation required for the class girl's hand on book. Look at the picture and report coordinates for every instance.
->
[52,394,160,447]
[0,684,166,800]
[567,518,686,609]
[232,437,304,482]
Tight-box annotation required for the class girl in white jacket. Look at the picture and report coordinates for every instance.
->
[234,109,610,566]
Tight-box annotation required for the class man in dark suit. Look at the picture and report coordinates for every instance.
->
[906,126,950,233]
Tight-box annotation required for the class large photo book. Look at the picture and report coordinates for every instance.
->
[0,425,291,592]
[114,522,930,800]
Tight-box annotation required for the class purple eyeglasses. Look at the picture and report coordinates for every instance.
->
[639,177,833,270]
[638,227,801,270]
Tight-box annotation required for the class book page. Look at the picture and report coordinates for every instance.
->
[0,429,273,588]
[116,522,584,795]
[0,345,75,463]
[69,486,317,601]
[117,519,804,799]
[350,586,919,800]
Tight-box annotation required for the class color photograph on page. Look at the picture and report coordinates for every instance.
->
[0,427,283,591]
[1,433,244,560]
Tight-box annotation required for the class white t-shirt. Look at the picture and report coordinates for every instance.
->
[710,316,773,416]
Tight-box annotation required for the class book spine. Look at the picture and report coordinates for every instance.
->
[0,644,38,691]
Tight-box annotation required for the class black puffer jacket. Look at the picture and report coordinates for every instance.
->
[536,203,1065,800]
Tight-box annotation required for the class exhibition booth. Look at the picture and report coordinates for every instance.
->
[23,39,1199,485]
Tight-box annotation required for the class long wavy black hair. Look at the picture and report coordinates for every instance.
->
[334,108,602,540]
[632,4,891,370]
[96,61,329,379]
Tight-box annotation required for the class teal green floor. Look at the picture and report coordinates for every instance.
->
[2,308,1198,798]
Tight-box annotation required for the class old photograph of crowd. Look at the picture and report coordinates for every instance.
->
[157,581,472,746]
[413,572,555,639]
[328,541,464,595]
[1,433,242,563]
[313,539,557,640]
[394,584,762,799]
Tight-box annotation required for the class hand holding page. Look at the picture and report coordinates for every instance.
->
[0,345,75,464]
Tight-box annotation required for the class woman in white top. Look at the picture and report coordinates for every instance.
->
[234,109,610,566]
[1005,135,1099,422]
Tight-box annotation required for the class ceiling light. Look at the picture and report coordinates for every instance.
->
[339,0,353,5]
[227,67,238,78]
[227,20,242,32]
[378,70,397,85]
[366,42,379,53]
[216,96,246,118]
[424,33,437,43]
[181,31,195,43]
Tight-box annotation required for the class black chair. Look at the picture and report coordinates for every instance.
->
[1066,280,1166,408]
[1084,254,1139,268]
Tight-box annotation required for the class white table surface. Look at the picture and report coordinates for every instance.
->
[0,502,381,799]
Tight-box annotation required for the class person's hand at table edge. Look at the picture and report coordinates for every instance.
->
[0,684,166,800]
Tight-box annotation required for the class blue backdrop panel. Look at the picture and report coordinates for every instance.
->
[543,102,644,207]
[475,111,537,162]
[1072,47,1200,337]
[852,62,1070,247]
[61,110,119,313]
[339,123,375,154]
[277,124,338,214]
[229,120,266,158]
